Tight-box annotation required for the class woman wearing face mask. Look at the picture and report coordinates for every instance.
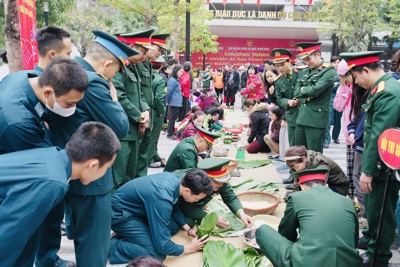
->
[181,111,205,140]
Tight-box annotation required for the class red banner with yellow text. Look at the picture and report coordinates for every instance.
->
[191,37,314,70]
[17,0,38,70]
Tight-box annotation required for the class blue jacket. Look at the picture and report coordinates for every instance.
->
[112,173,187,257]
[52,56,129,195]
[166,77,182,107]
[347,112,365,153]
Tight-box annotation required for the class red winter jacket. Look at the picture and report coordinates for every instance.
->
[180,71,191,98]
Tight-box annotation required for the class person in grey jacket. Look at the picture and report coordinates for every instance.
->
[166,65,183,140]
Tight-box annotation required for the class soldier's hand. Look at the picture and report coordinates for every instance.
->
[183,234,208,254]
[216,216,230,229]
[141,110,150,125]
[108,81,118,101]
[239,211,254,228]
[360,173,373,194]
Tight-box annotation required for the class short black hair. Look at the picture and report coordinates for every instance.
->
[269,105,282,121]
[66,122,121,167]
[181,169,213,195]
[168,59,179,65]
[38,57,89,96]
[183,61,192,71]
[171,65,183,79]
[204,106,219,116]
[351,62,382,73]
[247,64,258,74]
[330,56,340,63]
[264,59,273,65]
[36,26,71,57]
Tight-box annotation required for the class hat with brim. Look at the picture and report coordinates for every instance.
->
[296,42,322,60]
[271,48,293,64]
[151,33,170,50]
[196,126,221,147]
[339,51,384,70]
[198,157,231,183]
[116,29,154,50]
[150,55,165,67]
[295,168,328,184]
[92,30,139,66]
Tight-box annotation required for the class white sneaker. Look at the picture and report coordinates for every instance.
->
[359,217,368,229]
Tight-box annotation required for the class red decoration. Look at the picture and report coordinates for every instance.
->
[223,0,227,5]
[308,0,312,5]
[378,128,400,170]
[292,0,296,5]
[17,0,38,70]
[256,0,260,6]
[240,0,244,5]
[191,37,313,69]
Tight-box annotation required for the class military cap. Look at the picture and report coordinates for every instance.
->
[196,126,221,146]
[198,157,231,183]
[271,48,293,64]
[295,42,322,60]
[150,56,165,67]
[339,51,384,70]
[151,33,170,50]
[92,29,139,66]
[117,29,154,50]
[295,168,328,184]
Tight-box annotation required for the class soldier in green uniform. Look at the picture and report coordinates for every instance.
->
[340,51,400,267]
[271,48,302,147]
[293,42,335,153]
[52,30,138,267]
[164,127,220,172]
[136,33,169,177]
[170,157,253,234]
[112,29,154,190]
[255,169,361,267]
[148,56,167,168]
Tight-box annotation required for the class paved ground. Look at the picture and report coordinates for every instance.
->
[57,97,400,266]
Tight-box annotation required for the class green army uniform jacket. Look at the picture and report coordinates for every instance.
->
[137,61,154,125]
[173,169,243,222]
[112,64,150,141]
[275,66,303,125]
[361,73,400,179]
[163,137,199,172]
[294,61,335,129]
[152,71,166,117]
[291,150,350,195]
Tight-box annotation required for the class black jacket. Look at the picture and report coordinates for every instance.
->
[247,103,270,144]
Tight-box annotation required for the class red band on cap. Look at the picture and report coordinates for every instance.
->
[151,39,167,46]
[299,45,320,55]
[118,37,151,46]
[299,173,326,184]
[347,56,380,69]
[197,130,215,144]
[205,168,229,178]
[150,62,162,67]
[273,55,290,61]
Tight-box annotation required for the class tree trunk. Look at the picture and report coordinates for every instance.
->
[172,0,179,56]
[143,0,151,29]
[4,0,22,73]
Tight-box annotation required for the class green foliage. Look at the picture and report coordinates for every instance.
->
[211,210,245,237]
[317,0,384,52]
[36,0,76,28]
[203,240,248,267]
[0,0,5,50]
[197,211,218,238]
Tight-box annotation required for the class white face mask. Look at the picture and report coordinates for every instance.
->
[45,90,76,117]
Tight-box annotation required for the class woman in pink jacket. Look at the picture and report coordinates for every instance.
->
[240,65,266,101]
[332,59,355,200]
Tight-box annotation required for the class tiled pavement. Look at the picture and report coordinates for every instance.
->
[57,99,400,266]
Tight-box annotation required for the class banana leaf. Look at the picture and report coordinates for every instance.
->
[229,177,254,187]
[212,210,245,237]
[206,197,229,213]
[203,240,247,267]
[243,247,271,267]
[197,211,218,238]
[237,159,271,169]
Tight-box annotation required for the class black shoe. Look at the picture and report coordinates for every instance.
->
[285,184,294,190]
[333,139,340,144]
[282,176,294,184]
[357,238,368,250]
[361,253,388,267]
[166,135,177,140]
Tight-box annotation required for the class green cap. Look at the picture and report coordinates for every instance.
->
[151,55,166,64]
[198,157,231,183]
[92,29,139,66]
[151,33,170,50]
[339,51,384,70]
[295,168,328,184]
[295,42,322,60]
[196,126,221,146]
[271,48,293,64]
[117,29,154,50]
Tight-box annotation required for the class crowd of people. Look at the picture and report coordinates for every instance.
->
[1,24,400,267]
